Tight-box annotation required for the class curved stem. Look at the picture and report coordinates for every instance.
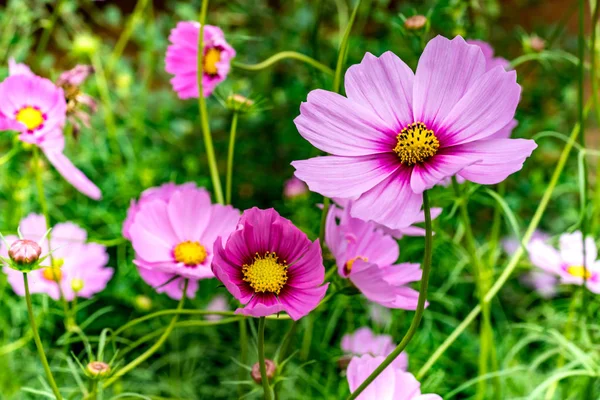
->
[347,190,434,400]
[0,146,20,166]
[226,112,239,205]
[197,0,224,205]
[34,0,65,68]
[417,101,592,379]
[258,317,272,400]
[107,0,149,74]
[103,280,189,389]
[24,273,63,400]
[233,52,334,76]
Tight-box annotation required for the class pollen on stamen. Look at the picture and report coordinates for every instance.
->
[393,122,440,166]
[242,251,289,295]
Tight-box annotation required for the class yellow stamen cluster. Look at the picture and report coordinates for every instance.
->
[566,265,593,279]
[344,256,369,275]
[42,266,63,282]
[393,122,440,165]
[174,241,207,266]
[242,252,288,295]
[203,48,221,76]
[16,106,45,131]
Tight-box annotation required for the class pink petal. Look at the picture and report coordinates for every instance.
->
[287,241,325,289]
[278,283,329,320]
[347,355,397,400]
[43,151,102,200]
[345,51,414,132]
[235,292,286,318]
[487,118,517,139]
[410,151,480,193]
[167,186,212,242]
[527,239,563,275]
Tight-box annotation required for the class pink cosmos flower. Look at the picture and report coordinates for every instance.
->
[527,231,600,293]
[466,40,510,71]
[283,176,309,199]
[124,182,239,300]
[0,64,101,200]
[292,35,536,230]
[165,22,236,99]
[206,294,229,321]
[1,213,113,300]
[326,204,423,310]
[341,327,408,371]
[212,207,329,320]
[347,355,441,400]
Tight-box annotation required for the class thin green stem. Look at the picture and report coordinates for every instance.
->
[347,190,434,400]
[0,145,20,166]
[103,280,189,388]
[417,102,592,380]
[591,0,600,234]
[197,0,224,205]
[238,318,248,398]
[233,52,334,76]
[24,273,63,400]
[35,0,65,68]
[226,112,239,205]
[258,317,272,400]
[107,0,149,74]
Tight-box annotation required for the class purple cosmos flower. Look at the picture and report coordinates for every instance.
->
[292,36,536,230]
[341,327,408,371]
[347,355,441,400]
[1,214,113,300]
[212,208,329,320]
[466,40,511,71]
[165,22,236,99]
[326,204,423,310]
[0,64,101,199]
[124,182,240,300]
[526,231,600,293]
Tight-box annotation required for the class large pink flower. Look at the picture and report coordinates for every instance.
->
[527,231,600,293]
[341,327,408,371]
[0,65,101,200]
[292,35,536,230]
[165,22,236,98]
[326,204,423,310]
[347,355,441,400]
[124,182,239,300]
[1,214,113,300]
[212,208,329,320]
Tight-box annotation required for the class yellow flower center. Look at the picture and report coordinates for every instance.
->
[566,265,593,279]
[242,252,288,295]
[393,122,440,166]
[173,241,207,266]
[16,106,45,131]
[203,48,221,76]
[344,256,368,275]
[42,266,62,282]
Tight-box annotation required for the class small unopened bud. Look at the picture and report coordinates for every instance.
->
[135,295,153,312]
[8,239,42,266]
[226,93,256,113]
[86,361,111,378]
[283,177,308,199]
[57,65,94,87]
[404,15,427,31]
[529,35,546,52]
[71,278,85,293]
[251,360,276,384]
[73,34,100,57]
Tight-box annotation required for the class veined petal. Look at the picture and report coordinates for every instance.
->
[410,151,480,194]
[43,151,102,200]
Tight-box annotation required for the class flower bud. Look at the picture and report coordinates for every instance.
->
[404,15,427,31]
[251,359,276,384]
[529,35,546,52]
[226,93,256,113]
[57,65,94,87]
[71,278,85,293]
[86,361,111,378]
[73,34,100,57]
[134,295,153,312]
[8,239,42,266]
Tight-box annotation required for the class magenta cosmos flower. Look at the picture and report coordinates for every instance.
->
[1,214,113,300]
[347,355,441,400]
[527,231,600,294]
[165,22,236,99]
[341,327,408,371]
[326,204,423,310]
[124,182,239,300]
[292,35,536,230]
[212,208,329,320]
[0,64,101,199]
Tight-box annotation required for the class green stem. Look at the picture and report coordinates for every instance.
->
[0,145,20,166]
[238,318,248,398]
[103,280,189,389]
[233,52,334,76]
[34,0,65,68]
[591,0,600,234]
[347,190,434,400]
[107,0,149,74]
[23,273,63,400]
[417,101,592,380]
[197,0,224,205]
[226,112,239,205]
[258,317,272,400]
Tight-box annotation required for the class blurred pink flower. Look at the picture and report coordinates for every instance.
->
[326,204,423,310]
[1,214,113,300]
[283,176,309,199]
[124,182,239,300]
[212,207,329,320]
[165,22,236,98]
[341,327,408,371]
[368,303,392,327]
[292,35,536,230]
[347,355,441,400]
[466,39,511,71]
[0,65,101,199]
[206,294,229,321]
[527,231,600,293]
